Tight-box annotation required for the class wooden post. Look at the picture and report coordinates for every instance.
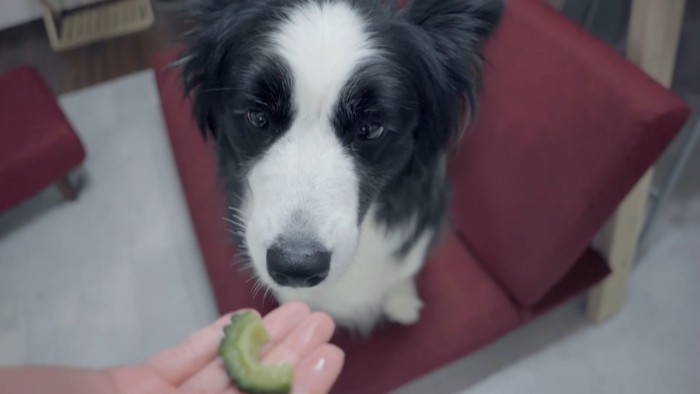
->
[587,0,687,322]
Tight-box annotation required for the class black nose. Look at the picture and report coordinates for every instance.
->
[266,240,331,288]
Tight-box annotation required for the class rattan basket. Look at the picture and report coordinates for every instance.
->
[40,0,155,52]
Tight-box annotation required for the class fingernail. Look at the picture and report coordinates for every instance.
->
[314,357,325,370]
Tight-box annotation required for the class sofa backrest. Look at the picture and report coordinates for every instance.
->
[447,0,690,307]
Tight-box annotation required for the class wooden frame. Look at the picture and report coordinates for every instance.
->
[587,0,687,322]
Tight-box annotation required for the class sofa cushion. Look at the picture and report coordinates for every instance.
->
[447,0,691,307]
[527,248,610,318]
[331,230,521,394]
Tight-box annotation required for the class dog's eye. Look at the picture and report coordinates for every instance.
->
[358,122,385,141]
[246,111,269,129]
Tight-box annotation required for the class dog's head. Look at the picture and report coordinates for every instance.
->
[180,0,502,291]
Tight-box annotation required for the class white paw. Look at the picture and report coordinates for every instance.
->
[384,292,424,325]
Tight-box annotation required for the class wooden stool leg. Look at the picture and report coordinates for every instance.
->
[587,0,687,323]
[587,172,653,322]
[56,177,78,201]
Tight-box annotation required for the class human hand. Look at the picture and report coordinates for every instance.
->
[0,303,342,394]
[110,302,343,394]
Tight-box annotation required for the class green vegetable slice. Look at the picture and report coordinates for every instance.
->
[218,311,293,394]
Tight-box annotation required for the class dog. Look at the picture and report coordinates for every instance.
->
[180,0,503,334]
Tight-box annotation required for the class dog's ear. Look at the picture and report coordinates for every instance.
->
[408,0,503,88]
[178,0,262,139]
[404,0,503,150]
[409,0,503,39]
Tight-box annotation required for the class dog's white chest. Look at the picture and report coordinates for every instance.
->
[275,209,432,332]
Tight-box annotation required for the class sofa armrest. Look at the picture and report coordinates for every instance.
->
[447,0,691,308]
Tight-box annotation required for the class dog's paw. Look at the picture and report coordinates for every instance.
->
[384,290,424,326]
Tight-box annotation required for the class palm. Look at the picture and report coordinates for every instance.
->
[108,303,343,394]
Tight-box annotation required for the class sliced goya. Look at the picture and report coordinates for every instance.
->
[218,311,293,394]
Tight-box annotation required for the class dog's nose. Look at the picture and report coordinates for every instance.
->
[266,240,331,288]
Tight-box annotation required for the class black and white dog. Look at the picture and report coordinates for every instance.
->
[180,0,503,333]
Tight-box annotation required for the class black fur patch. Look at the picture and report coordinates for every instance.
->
[180,0,504,256]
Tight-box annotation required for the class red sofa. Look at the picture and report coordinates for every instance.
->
[151,0,690,392]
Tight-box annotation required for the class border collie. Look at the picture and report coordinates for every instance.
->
[180,0,503,334]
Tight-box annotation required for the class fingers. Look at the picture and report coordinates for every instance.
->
[262,313,336,367]
[174,303,340,394]
[292,344,345,394]
[179,303,311,393]
[260,303,313,355]
[219,344,345,394]
[147,311,250,385]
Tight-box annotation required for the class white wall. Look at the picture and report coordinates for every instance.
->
[0,0,43,30]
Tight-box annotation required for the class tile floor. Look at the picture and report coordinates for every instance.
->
[0,71,218,368]
[0,70,698,393]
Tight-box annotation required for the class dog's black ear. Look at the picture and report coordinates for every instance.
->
[404,0,503,150]
[178,0,261,139]
[409,0,503,106]
[409,0,503,39]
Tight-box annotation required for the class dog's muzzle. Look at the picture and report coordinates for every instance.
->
[266,236,331,288]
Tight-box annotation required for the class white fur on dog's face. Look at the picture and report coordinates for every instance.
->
[243,2,379,289]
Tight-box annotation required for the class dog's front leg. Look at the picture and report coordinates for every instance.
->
[382,228,436,325]
[383,278,423,325]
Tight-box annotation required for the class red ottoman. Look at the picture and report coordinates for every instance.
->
[0,66,86,211]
